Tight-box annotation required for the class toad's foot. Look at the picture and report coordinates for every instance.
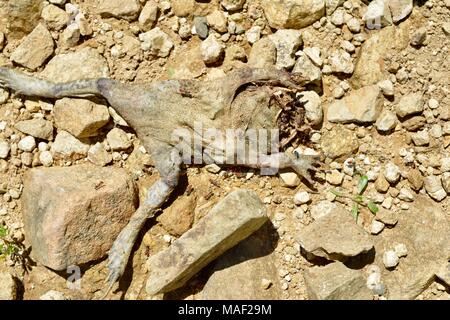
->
[289,152,325,185]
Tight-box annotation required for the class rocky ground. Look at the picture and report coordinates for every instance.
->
[0,0,449,300]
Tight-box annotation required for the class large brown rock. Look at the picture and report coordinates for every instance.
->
[22,165,138,270]
[374,196,450,299]
[146,189,268,295]
[297,205,374,261]
[200,224,281,300]
[304,262,373,300]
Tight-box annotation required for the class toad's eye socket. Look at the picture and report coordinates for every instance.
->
[293,150,300,159]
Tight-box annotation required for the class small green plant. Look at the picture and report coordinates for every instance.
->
[330,174,379,221]
[0,224,30,270]
[0,224,20,258]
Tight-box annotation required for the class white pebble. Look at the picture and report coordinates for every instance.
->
[293,191,310,205]
[383,250,399,269]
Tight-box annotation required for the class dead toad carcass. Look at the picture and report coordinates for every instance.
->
[0,66,322,295]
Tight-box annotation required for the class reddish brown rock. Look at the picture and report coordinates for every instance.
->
[22,165,138,270]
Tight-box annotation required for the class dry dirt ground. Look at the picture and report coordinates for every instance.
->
[0,0,449,300]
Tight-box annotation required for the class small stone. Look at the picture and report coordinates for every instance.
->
[373,283,386,296]
[97,0,141,21]
[269,29,303,70]
[59,23,80,48]
[247,37,277,68]
[328,49,354,74]
[343,158,355,176]
[0,140,11,159]
[327,85,383,123]
[303,47,323,67]
[293,51,322,84]
[388,0,413,23]
[330,8,345,26]
[18,136,36,152]
[326,170,344,185]
[51,131,89,160]
[41,4,69,31]
[411,129,430,146]
[405,169,423,191]
[139,27,174,57]
[205,164,221,174]
[376,110,397,132]
[396,93,424,118]
[279,171,300,187]
[0,88,9,104]
[262,0,325,29]
[383,250,399,269]
[442,173,450,194]
[397,186,414,202]
[201,34,225,64]
[429,124,442,139]
[428,98,439,109]
[384,162,400,184]
[87,143,112,167]
[377,80,394,96]
[54,98,110,138]
[39,290,66,300]
[221,0,245,11]
[441,158,450,172]
[294,191,310,205]
[39,151,54,167]
[298,91,323,126]
[375,208,397,225]
[370,220,385,235]
[10,24,54,70]
[245,26,261,44]
[346,17,361,33]
[207,11,227,33]
[261,278,272,290]
[106,128,132,151]
[411,28,427,46]
[0,273,17,300]
[309,200,337,220]
[364,0,392,29]
[443,22,450,36]
[320,125,359,160]
[139,0,158,31]
[394,243,407,257]
[366,268,381,289]
[424,176,447,201]
[193,16,209,39]
[14,119,54,140]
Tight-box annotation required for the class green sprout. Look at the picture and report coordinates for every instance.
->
[330,174,379,221]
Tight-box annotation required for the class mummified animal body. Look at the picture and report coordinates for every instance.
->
[0,66,322,296]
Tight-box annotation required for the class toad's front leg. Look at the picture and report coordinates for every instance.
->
[103,143,182,298]
[237,150,323,185]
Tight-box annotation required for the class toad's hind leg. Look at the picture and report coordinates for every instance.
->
[102,142,182,299]
[0,67,104,98]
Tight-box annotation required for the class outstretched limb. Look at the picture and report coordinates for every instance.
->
[236,150,324,185]
[102,142,182,299]
[0,67,105,98]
